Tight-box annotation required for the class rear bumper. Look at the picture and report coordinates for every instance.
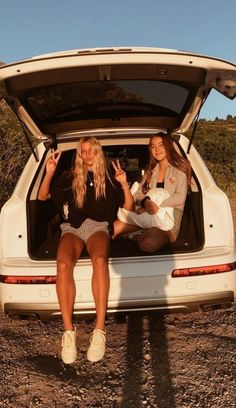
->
[4,291,235,320]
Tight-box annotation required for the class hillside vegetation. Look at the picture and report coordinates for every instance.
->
[193,115,236,195]
[0,101,31,208]
[0,100,235,209]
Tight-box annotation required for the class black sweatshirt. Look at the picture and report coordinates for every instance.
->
[50,170,124,235]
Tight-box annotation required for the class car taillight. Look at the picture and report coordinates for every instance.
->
[0,275,57,284]
[172,262,236,278]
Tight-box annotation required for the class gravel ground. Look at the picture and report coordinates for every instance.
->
[0,307,235,408]
[0,198,235,408]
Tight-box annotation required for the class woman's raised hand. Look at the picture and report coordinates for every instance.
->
[46,149,61,175]
[38,150,61,201]
[112,160,128,187]
[144,198,159,214]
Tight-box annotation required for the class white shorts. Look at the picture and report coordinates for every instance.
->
[60,218,109,243]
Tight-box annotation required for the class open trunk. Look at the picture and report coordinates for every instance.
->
[27,141,204,260]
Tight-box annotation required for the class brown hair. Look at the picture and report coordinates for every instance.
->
[142,134,192,192]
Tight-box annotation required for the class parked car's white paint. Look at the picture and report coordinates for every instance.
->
[0,47,235,319]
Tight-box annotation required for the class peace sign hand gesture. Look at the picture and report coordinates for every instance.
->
[112,160,128,187]
[46,149,61,176]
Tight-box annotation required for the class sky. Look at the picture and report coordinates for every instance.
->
[0,0,235,120]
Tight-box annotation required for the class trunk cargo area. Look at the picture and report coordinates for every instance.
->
[27,145,204,260]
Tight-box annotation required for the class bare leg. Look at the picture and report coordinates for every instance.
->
[112,219,141,239]
[86,231,110,331]
[136,227,170,253]
[56,233,85,331]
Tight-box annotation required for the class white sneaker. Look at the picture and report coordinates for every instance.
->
[61,329,77,364]
[87,329,106,362]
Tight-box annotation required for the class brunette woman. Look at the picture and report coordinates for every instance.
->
[113,133,191,252]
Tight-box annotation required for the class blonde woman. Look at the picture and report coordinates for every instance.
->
[113,133,191,252]
[38,137,133,364]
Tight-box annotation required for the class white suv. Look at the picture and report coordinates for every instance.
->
[0,47,235,319]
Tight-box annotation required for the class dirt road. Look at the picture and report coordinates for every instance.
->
[0,199,235,408]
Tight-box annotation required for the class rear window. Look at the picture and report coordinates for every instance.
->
[23,80,189,123]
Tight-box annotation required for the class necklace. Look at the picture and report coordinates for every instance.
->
[87,171,94,186]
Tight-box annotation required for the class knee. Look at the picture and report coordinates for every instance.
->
[91,255,108,271]
[138,237,158,253]
[57,258,75,277]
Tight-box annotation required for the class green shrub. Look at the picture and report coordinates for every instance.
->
[193,119,236,196]
[0,101,31,208]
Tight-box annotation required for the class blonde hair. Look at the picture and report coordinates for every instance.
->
[143,134,192,192]
[72,137,107,208]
